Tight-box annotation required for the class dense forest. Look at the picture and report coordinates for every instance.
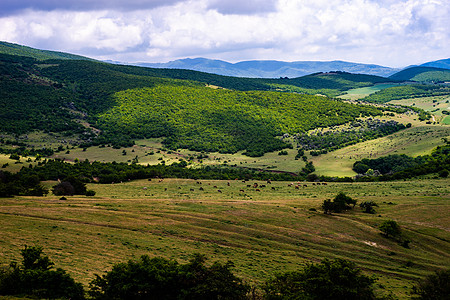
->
[98,85,383,156]
[388,66,450,82]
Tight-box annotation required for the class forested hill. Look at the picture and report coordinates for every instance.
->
[0,41,94,61]
[1,51,389,156]
[389,66,450,82]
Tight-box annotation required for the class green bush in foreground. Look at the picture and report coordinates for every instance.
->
[0,245,84,299]
[263,258,377,300]
[412,269,450,300]
[89,253,249,300]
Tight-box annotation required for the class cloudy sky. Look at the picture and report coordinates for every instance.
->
[0,0,448,67]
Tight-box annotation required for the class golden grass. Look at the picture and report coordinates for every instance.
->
[1,178,449,299]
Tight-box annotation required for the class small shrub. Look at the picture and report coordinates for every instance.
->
[9,153,20,160]
[439,169,448,178]
[360,201,378,214]
[85,190,96,197]
[322,192,357,214]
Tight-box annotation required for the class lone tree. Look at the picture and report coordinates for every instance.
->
[52,176,87,196]
[322,192,357,214]
[379,220,401,238]
[263,258,377,300]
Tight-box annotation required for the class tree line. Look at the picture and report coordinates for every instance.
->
[352,143,449,180]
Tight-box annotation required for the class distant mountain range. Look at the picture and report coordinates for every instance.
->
[137,58,401,78]
[136,57,450,79]
[1,40,449,80]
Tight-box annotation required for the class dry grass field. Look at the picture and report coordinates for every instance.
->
[1,178,449,299]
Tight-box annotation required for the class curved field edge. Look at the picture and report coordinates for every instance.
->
[0,178,448,299]
[311,117,450,177]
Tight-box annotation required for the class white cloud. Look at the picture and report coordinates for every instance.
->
[0,0,448,67]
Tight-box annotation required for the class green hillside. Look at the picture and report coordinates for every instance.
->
[0,52,390,156]
[389,66,450,82]
[0,41,94,61]
[98,85,382,156]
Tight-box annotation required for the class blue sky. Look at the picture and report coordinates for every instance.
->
[0,0,448,67]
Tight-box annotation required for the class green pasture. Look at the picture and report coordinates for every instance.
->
[0,154,39,173]
[339,83,399,100]
[443,115,450,125]
[0,178,448,299]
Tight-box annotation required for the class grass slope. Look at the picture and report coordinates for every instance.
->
[0,178,448,299]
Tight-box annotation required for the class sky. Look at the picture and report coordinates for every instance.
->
[0,0,448,67]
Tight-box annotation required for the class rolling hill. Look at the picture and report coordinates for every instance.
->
[389,66,450,82]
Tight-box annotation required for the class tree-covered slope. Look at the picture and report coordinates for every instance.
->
[98,85,383,156]
[0,41,94,61]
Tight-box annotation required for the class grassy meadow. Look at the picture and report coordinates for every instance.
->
[388,95,450,123]
[1,178,449,299]
[338,83,400,100]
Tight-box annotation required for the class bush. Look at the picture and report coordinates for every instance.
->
[85,190,96,196]
[360,201,378,214]
[439,169,449,178]
[322,192,357,214]
[412,269,450,299]
[89,253,249,300]
[263,258,376,300]
[0,246,84,299]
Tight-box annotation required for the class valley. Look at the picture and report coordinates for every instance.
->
[0,42,449,299]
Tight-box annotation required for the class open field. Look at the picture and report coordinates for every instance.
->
[339,83,400,100]
[311,114,450,177]
[388,95,450,124]
[1,178,449,299]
